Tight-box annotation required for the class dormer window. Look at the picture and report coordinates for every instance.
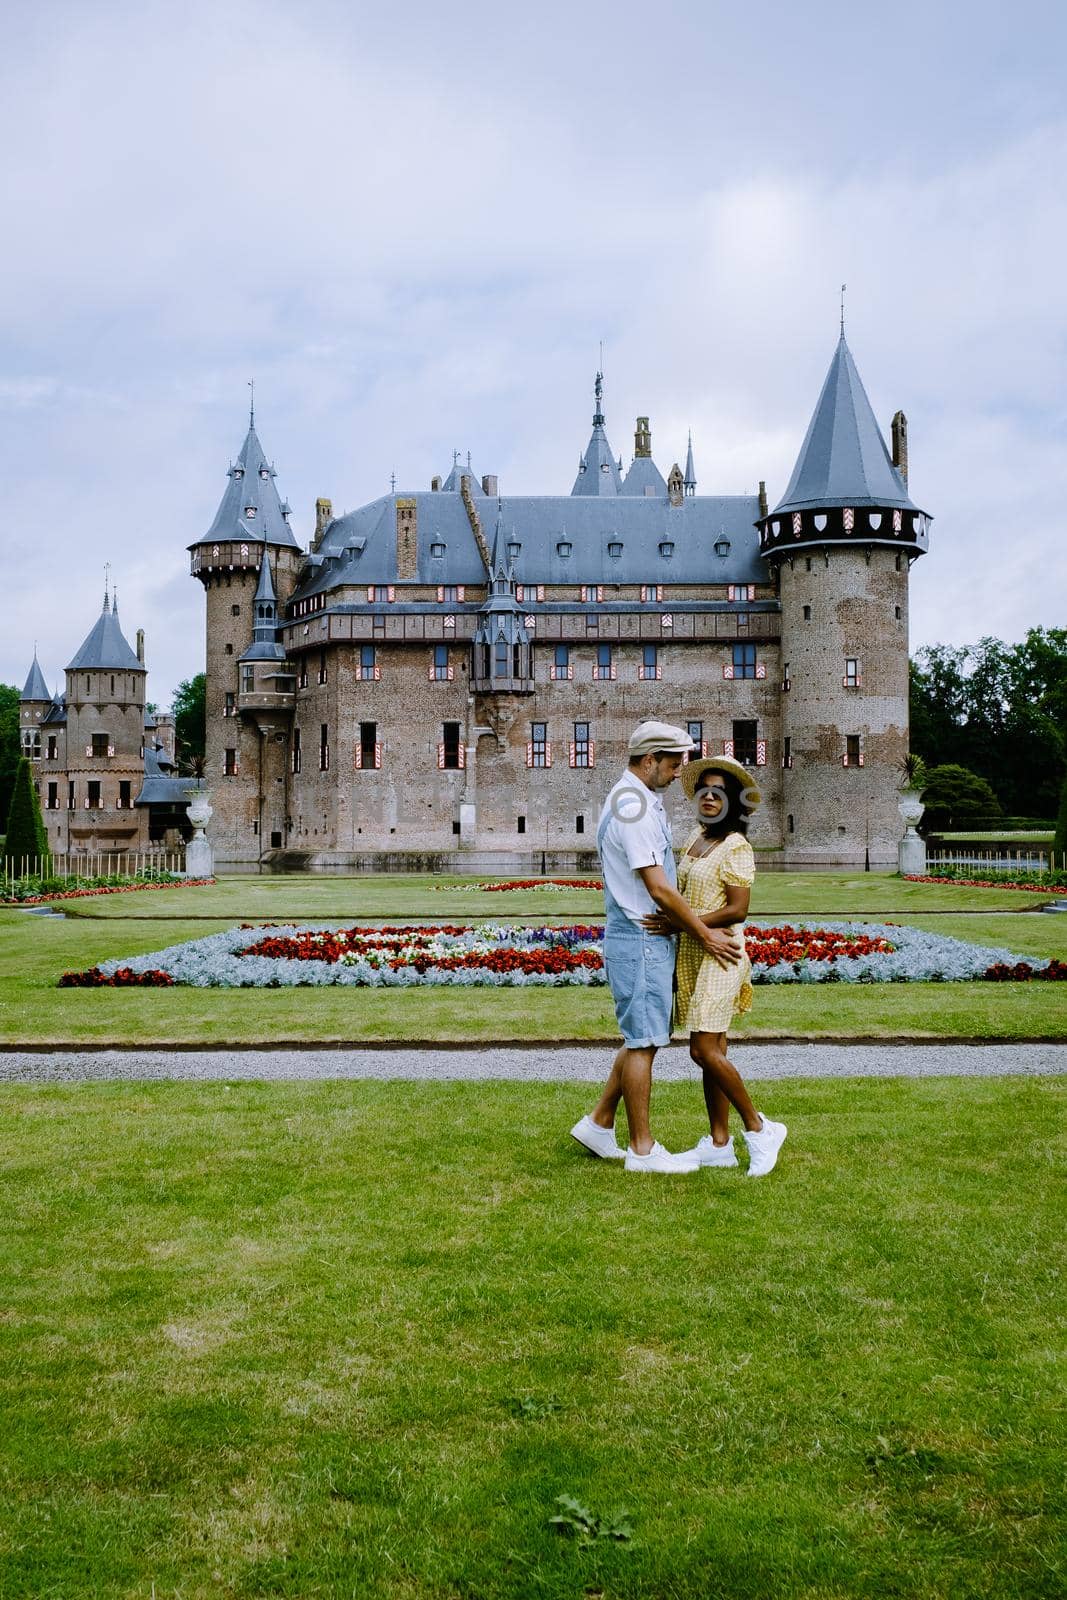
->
[557,541,572,557]
[607,541,623,558]
[244,506,256,520]
[259,467,270,480]
[659,541,674,558]
[600,462,610,473]
[430,542,446,557]
[233,466,244,479]
[714,537,730,558]
[507,541,521,558]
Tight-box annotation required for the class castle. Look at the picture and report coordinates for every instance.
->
[17,597,190,856]
[187,332,929,868]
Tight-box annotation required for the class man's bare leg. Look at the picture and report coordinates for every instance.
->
[590,1045,656,1155]
[689,1031,761,1133]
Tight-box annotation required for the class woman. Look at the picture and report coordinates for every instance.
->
[641,755,787,1177]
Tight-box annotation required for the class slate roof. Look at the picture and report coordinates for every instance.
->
[136,745,202,807]
[201,422,300,548]
[290,487,764,604]
[620,455,668,497]
[42,692,66,726]
[21,653,50,702]
[571,372,622,496]
[240,556,288,662]
[66,595,144,672]
[773,335,918,514]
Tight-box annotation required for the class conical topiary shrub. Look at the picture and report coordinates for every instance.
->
[2,756,50,873]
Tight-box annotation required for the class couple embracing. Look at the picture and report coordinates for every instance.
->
[571,720,787,1176]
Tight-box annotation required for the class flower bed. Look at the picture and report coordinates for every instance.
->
[5,876,214,906]
[904,873,1067,894]
[438,879,604,893]
[57,921,1065,989]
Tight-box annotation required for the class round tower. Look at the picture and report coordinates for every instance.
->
[189,413,303,864]
[758,334,931,865]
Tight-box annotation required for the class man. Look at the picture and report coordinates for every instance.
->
[571,720,744,1174]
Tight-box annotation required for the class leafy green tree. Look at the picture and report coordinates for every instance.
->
[2,756,50,869]
[172,674,206,775]
[0,684,20,824]
[1053,770,1067,872]
[920,764,1002,835]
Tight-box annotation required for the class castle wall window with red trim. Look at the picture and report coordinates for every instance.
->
[527,722,551,768]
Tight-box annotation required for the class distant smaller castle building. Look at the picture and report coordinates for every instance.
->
[17,595,191,856]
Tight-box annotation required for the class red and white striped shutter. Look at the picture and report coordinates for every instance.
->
[457,585,465,601]
[756,740,767,766]
[597,585,604,601]
[447,664,454,680]
[722,739,734,758]
[858,753,865,767]
[516,585,523,602]
[656,665,662,680]
[524,615,536,630]
[387,586,395,602]
[749,585,756,600]
[374,743,382,769]
[661,613,672,628]
[700,740,708,758]
[545,741,552,767]
[458,744,465,769]
[589,739,596,768]
[437,743,446,769]
[437,585,444,602]
[756,661,766,679]
[428,662,435,681]
[367,585,374,602]
[723,663,735,679]
[354,743,362,769]
[569,741,577,767]
[657,585,663,601]
[610,663,616,680]
[85,745,92,757]
[444,615,455,629]
[537,585,544,601]
[526,742,534,768]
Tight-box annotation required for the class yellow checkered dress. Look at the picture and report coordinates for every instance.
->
[672,828,756,1036]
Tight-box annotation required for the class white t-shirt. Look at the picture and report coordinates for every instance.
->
[597,772,674,923]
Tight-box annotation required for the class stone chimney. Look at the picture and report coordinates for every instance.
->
[634,417,652,458]
[312,497,333,553]
[396,498,417,580]
[481,474,498,497]
[431,475,442,491]
[891,411,908,486]
[136,628,145,664]
[758,480,769,518]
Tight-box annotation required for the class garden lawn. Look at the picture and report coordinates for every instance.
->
[3,904,1067,1044]
[0,1076,1062,1599]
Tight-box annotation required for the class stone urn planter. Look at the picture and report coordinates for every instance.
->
[897,790,927,876]
[184,788,215,879]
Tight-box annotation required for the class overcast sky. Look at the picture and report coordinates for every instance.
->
[2,0,1064,708]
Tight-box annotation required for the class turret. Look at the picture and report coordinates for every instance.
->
[470,507,533,693]
[19,651,50,759]
[189,411,305,863]
[761,333,931,865]
[62,589,150,849]
[571,372,622,496]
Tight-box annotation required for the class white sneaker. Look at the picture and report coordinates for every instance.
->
[570,1114,625,1160]
[743,1115,787,1178]
[682,1134,739,1168]
[624,1141,700,1174]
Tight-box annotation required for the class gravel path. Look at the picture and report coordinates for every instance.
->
[1,1043,1064,1083]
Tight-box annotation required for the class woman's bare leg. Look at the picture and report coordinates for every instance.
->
[701,1043,733,1144]
[689,1030,762,1133]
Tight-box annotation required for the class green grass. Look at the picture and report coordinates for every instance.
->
[4,892,1067,1045]
[0,1077,1062,1598]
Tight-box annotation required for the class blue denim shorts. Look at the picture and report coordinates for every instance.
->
[603,927,677,1049]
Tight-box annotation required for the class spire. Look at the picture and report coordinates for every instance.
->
[571,372,621,496]
[67,592,144,672]
[200,412,300,548]
[240,556,287,662]
[21,652,50,703]
[772,335,917,514]
[684,431,696,495]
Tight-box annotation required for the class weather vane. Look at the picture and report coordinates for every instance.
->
[248,377,255,427]
[840,284,847,336]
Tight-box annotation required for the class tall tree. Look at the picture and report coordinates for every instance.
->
[919,764,1002,835]
[0,684,20,825]
[172,674,206,775]
[2,756,50,869]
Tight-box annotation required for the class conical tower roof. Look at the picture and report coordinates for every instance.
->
[773,335,917,514]
[203,417,299,548]
[240,556,287,662]
[571,373,621,496]
[66,593,144,672]
[684,432,696,492]
[21,652,50,702]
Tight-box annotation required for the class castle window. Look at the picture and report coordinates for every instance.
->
[736,611,749,631]
[46,736,57,760]
[225,643,234,656]
[46,782,58,810]
[359,645,379,681]
[110,675,115,695]
[895,554,902,571]
[527,722,550,769]
[517,815,526,834]
[659,541,674,558]
[783,737,792,769]
[788,813,794,833]
[118,780,131,809]
[298,659,308,688]
[581,586,604,603]
[494,639,509,678]
[260,467,270,480]
[553,644,572,681]
[439,722,464,770]
[585,612,599,631]
[232,604,240,617]
[570,722,593,769]
[641,585,663,602]
[224,691,236,715]
[640,645,660,682]
[507,541,521,558]
[803,605,812,622]
[242,665,254,694]
[430,543,446,558]
[728,584,756,602]
[91,732,109,759]
[714,537,730,558]
[594,643,615,681]
[318,649,328,685]
[356,722,380,769]
[319,724,330,771]
[224,748,238,776]
[731,643,757,680]
[844,658,861,689]
[86,780,101,809]
[576,815,585,833]
[372,613,386,636]
[244,505,256,519]
[607,541,622,558]
[895,605,902,620]
[368,585,394,603]
[844,735,864,767]
[432,644,451,682]
[438,585,463,603]
[686,721,705,761]
[292,728,301,774]
[557,541,572,557]
[233,467,243,479]
[67,780,75,810]
[730,720,759,767]
[782,662,791,691]
[805,558,812,572]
